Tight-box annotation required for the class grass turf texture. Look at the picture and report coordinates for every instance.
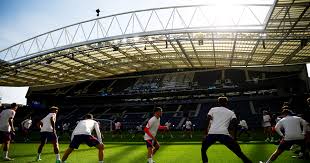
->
[3,143,308,163]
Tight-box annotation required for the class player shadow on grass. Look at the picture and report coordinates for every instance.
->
[13,144,123,161]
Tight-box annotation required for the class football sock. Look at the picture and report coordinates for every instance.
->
[56,154,60,160]
[3,151,8,158]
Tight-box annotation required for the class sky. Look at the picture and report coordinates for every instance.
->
[0,0,294,105]
[0,0,206,105]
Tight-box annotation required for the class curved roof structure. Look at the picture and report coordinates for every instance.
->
[0,0,309,86]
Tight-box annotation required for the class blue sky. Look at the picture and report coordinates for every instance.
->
[0,0,281,105]
[0,0,205,104]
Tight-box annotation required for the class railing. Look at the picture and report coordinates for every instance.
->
[0,3,275,63]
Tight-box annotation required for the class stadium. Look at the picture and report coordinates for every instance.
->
[0,0,310,162]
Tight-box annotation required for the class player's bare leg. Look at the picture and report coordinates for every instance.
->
[61,147,74,161]
[96,144,104,162]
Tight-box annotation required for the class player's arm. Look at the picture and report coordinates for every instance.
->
[50,116,56,133]
[158,125,168,130]
[204,115,212,135]
[229,118,238,139]
[275,121,284,137]
[9,117,15,132]
[94,122,103,143]
[300,118,307,135]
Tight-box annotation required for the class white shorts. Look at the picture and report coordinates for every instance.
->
[263,122,271,128]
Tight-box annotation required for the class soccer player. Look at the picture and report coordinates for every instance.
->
[183,118,193,138]
[262,110,274,142]
[201,97,252,163]
[21,117,32,142]
[260,107,307,163]
[61,114,104,163]
[36,106,60,163]
[238,119,251,138]
[144,107,167,163]
[301,97,310,159]
[0,103,18,161]
[113,121,122,138]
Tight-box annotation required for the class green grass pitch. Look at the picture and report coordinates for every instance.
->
[3,143,308,163]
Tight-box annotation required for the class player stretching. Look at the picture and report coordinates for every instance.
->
[21,117,32,142]
[0,103,18,161]
[201,97,252,163]
[36,106,60,163]
[260,107,307,163]
[61,114,104,163]
[144,107,167,163]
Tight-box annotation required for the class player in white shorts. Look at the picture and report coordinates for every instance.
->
[144,107,168,163]
[0,103,18,161]
[36,106,60,163]
[61,114,104,163]
[262,110,273,142]
[183,118,193,138]
[260,107,307,163]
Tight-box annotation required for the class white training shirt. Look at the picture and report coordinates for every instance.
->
[72,119,102,143]
[0,109,16,132]
[275,116,307,141]
[165,122,171,129]
[262,115,271,127]
[21,119,32,129]
[239,120,248,129]
[115,122,121,130]
[185,121,192,129]
[207,107,236,135]
[144,116,160,140]
[40,113,56,132]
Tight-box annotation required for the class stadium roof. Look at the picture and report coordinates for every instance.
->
[0,0,309,86]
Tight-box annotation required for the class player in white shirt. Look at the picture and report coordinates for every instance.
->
[262,110,274,142]
[36,106,61,163]
[201,97,252,163]
[113,121,122,138]
[238,119,251,138]
[144,107,168,163]
[21,117,32,142]
[0,103,18,161]
[61,114,104,163]
[183,118,193,138]
[260,107,307,163]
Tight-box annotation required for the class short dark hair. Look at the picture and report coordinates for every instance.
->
[85,114,93,119]
[282,102,290,107]
[281,107,292,115]
[307,97,310,104]
[11,103,17,108]
[49,106,59,111]
[218,96,228,106]
[153,107,163,113]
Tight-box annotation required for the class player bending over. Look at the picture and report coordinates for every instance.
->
[201,97,252,163]
[61,114,104,163]
[36,106,60,163]
[144,107,168,163]
[260,107,307,163]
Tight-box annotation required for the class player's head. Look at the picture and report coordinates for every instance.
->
[154,107,163,117]
[282,102,290,107]
[85,114,93,119]
[49,106,59,113]
[10,103,18,110]
[281,107,292,116]
[307,97,310,105]
[218,96,228,107]
[263,110,268,115]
